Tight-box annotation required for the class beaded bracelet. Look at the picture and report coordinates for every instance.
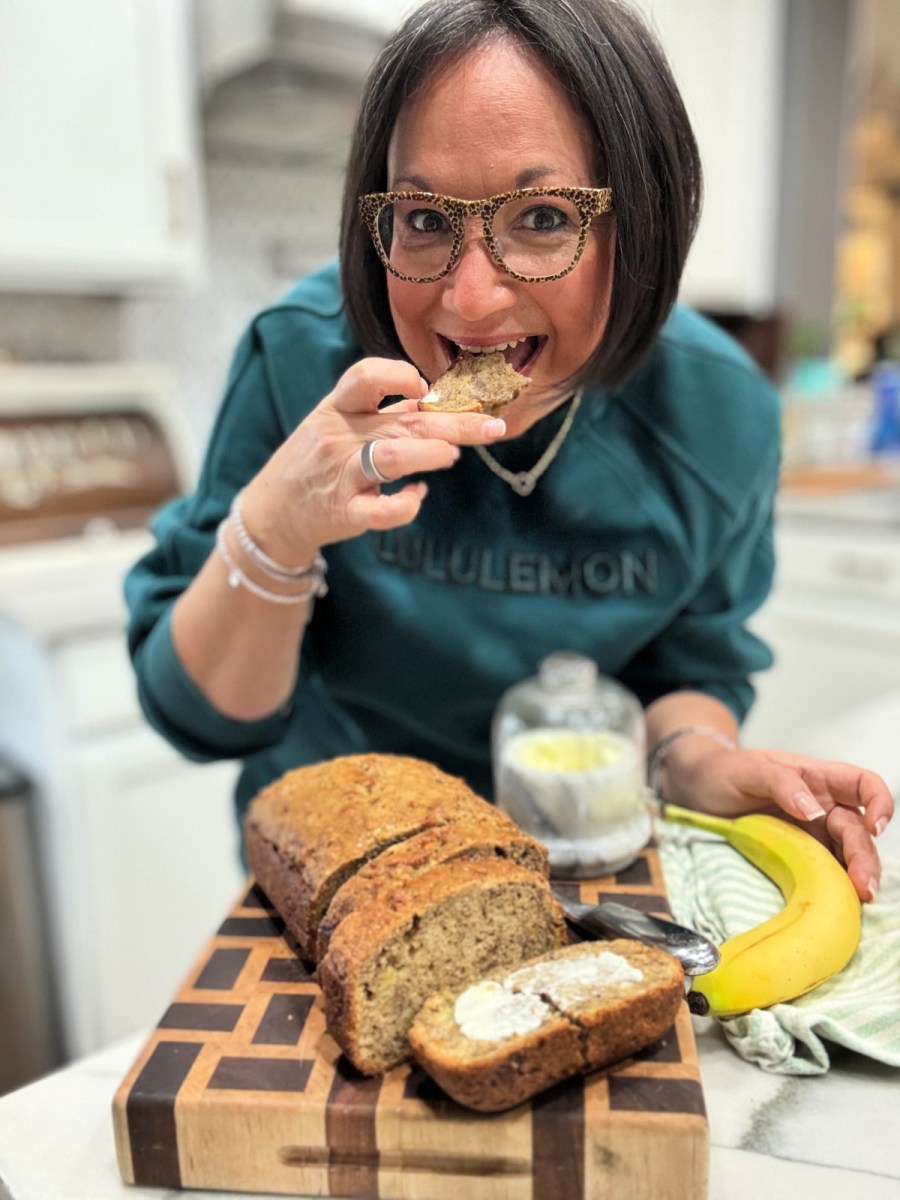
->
[215,520,328,606]
[230,490,326,585]
[646,725,737,795]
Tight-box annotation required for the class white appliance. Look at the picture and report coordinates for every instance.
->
[0,364,243,1065]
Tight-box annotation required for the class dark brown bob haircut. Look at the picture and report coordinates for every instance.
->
[340,0,702,390]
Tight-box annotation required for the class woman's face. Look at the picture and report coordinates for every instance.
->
[385,39,615,433]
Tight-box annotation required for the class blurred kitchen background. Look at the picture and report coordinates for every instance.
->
[1,0,899,1095]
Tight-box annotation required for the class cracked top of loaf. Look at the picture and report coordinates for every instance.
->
[242,753,523,958]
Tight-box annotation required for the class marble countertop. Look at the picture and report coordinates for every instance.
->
[0,1019,897,1200]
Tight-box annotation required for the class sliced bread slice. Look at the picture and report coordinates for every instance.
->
[317,857,567,1074]
[408,939,684,1111]
[316,819,548,960]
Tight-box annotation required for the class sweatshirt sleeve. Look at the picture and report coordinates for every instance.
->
[620,442,778,724]
[124,518,295,763]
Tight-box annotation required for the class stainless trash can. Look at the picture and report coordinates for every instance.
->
[0,757,63,1094]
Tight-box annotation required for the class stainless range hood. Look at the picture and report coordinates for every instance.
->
[197,0,386,165]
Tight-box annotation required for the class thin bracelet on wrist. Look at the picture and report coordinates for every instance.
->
[647,725,737,796]
[215,520,327,606]
[230,490,326,585]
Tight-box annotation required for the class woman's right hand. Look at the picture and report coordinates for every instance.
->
[237,357,507,566]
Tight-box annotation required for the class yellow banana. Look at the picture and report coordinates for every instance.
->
[662,805,862,1018]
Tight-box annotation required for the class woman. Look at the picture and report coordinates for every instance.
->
[125,0,891,898]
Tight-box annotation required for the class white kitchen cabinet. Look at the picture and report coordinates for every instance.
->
[742,507,900,798]
[69,721,243,1054]
[0,0,206,293]
[638,0,787,313]
[0,538,244,1061]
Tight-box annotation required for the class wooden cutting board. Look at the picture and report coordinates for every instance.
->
[113,844,709,1199]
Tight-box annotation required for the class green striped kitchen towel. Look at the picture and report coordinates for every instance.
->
[657,821,900,1074]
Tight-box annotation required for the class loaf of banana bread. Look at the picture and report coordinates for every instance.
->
[408,940,684,1111]
[243,753,515,960]
[317,857,567,1074]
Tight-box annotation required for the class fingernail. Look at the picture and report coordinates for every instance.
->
[875,817,888,837]
[483,418,506,438]
[866,876,879,902]
[794,791,827,820]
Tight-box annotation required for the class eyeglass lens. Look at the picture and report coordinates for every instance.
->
[376,195,585,279]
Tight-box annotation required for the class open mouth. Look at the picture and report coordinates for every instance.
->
[440,335,544,375]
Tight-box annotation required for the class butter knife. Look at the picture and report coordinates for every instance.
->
[550,886,720,977]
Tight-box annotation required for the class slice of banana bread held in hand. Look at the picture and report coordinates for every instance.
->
[317,857,567,1075]
[417,351,530,417]
[408,940,684,1111]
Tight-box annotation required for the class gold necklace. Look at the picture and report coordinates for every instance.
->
[474,390,582,496]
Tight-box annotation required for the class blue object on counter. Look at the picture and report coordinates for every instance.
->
[869,362,900,454]
[787,357,844,398]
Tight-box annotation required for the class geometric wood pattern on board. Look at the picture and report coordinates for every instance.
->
[113,844,709,1199]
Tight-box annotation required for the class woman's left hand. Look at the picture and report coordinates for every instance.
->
[680,746,893,902]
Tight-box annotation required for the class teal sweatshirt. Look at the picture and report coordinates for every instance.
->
[125,261,780,823]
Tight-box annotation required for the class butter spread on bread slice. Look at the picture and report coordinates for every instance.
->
[408,939,684,1111]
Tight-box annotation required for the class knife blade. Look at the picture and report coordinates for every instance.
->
[550,886,720,977]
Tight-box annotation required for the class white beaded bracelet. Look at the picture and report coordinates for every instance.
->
[647,725,737,795]
[215,520,327,606]
[229,490,326,585]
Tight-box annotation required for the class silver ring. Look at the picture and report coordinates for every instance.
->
[359,439,390,485]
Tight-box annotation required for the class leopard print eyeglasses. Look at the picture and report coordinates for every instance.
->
[358,186,614,283]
